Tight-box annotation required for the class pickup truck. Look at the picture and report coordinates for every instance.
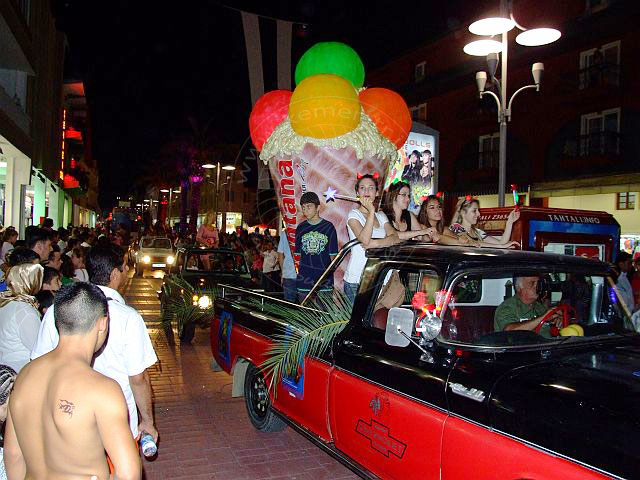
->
[210,242,638,480]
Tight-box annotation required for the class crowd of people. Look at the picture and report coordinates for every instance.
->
[0,219,157,479]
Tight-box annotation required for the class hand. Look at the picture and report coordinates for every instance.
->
[359,197,375,215]
[544,309,563,328]
[507,208,521,224]
[503,240,520,249]
[138,420,158,443]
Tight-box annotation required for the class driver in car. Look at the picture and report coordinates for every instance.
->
[494,276,562,338]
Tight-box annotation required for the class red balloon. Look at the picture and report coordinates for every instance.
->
[249,90,292,152]
[359,88,411,149]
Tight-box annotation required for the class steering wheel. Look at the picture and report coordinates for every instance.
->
[534,305,576,336]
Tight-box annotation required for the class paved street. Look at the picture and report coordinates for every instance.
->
[124,272,359,480]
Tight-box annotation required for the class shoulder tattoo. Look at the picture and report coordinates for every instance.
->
[59,399,75,418]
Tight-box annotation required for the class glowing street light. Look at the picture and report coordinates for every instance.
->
[463,1,560,206]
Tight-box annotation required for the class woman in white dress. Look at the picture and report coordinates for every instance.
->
[343,174,400,302]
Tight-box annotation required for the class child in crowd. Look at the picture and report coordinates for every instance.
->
[71,247,89,282]
[35,290,54,317]
[295,192,338,302]
[261,241,280,292]
[343,174,400,302]
[41,267,62,293]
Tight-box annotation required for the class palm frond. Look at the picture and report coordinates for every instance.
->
[161,274,222,330]
[241,290,352,394]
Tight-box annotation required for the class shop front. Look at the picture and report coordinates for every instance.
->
[0,134,31,236]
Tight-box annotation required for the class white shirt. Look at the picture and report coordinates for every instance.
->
[0,242,14,266]
[344,209,389,284]
[57,239,67,252]
[262,250,280,273]
[73,268,89,282]
[0,301,41,372]
[31,285,158,437]
[617,273,634,312]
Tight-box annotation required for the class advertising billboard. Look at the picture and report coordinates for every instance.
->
[385,123,439,213]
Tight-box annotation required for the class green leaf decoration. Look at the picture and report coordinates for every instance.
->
[243,290,352,395]
[161,274,221,332]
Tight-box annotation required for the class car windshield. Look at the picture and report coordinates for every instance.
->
[141,238,172,249]
[436,268,634,347]
[184,251,247,274]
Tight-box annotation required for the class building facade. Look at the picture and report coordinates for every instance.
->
[367,0,639,247]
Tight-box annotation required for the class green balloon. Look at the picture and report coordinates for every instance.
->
[295,42,365,88]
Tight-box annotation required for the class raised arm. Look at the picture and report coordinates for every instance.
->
[483,209,520,245]
[96,380,141,480]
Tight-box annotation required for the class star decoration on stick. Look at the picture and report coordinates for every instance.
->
[323,187,359,203]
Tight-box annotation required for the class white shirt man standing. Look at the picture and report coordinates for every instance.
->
[31,244,158,441]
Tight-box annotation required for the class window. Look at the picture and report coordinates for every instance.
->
[369,267,442,331]
[410,103,427,122]
[438,269,626,346]
[414,62,426,82]
[617,192,636,210]
[580,108,620,155]
[579,41,620,89]
[478,133,499,168]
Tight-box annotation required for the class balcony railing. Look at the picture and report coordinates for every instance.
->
[478,150,499,169]
[578,62,620,90]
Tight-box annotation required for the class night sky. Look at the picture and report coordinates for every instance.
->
[53,0,472,210]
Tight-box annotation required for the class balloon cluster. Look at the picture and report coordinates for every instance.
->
[249,42,412,152]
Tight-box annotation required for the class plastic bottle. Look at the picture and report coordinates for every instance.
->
[140,432,157,457]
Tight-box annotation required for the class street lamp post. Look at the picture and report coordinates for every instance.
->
[203,162,236,230]
[463,0,560,206]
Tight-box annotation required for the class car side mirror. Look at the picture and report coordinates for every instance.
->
[385,307,414,347]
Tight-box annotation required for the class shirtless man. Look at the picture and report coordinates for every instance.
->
[4,282,140,480]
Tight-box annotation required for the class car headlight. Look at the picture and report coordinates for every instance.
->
[166,255,175,265]
[197,295,212,309]
[142,255,151,264]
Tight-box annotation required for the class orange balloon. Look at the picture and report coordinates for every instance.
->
[359,88,411,149]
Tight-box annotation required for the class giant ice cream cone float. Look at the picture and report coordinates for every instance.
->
[249,42,411,289]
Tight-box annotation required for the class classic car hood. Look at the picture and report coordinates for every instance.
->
[182,273,254,290]
[139,248,173,255]
[490,339,640,479]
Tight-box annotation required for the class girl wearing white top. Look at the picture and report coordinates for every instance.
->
[443,196,520,248]
[71,246,89,282]
[344,174,400,301]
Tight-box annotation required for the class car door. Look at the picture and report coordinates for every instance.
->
[329,264,452,480]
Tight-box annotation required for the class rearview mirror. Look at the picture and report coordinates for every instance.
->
[385,307,414,347]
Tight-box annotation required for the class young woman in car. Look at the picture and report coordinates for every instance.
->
[343,174,400,301]
[444,196,520,248]
[382,182,438,242]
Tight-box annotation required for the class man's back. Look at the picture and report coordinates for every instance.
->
[8,351,136,479]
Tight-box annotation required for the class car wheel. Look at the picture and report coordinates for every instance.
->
[179,320,196,343]
[244,363,286,432]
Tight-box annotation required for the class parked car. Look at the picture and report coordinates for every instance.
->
[210,243,636,480]
[159,247,255,342]
[133,236,174,276]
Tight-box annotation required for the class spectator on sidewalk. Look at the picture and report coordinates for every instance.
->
[5,283,141,480]
[41,267,62,293]
[0,263,44,372]
[71,247,89,282]
[277,231,297,302]
[26,228,53,263]
[261,240,280,292]
[0,229,18,279]
[31,244,159,442]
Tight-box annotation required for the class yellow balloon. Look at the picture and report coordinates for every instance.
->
[289,74,360,139]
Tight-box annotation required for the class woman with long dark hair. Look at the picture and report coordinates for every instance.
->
[382,182,438,241]
[343,174,400,301]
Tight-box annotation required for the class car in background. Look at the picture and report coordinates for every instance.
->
[134,236,175,276]
[159,247,257,342]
